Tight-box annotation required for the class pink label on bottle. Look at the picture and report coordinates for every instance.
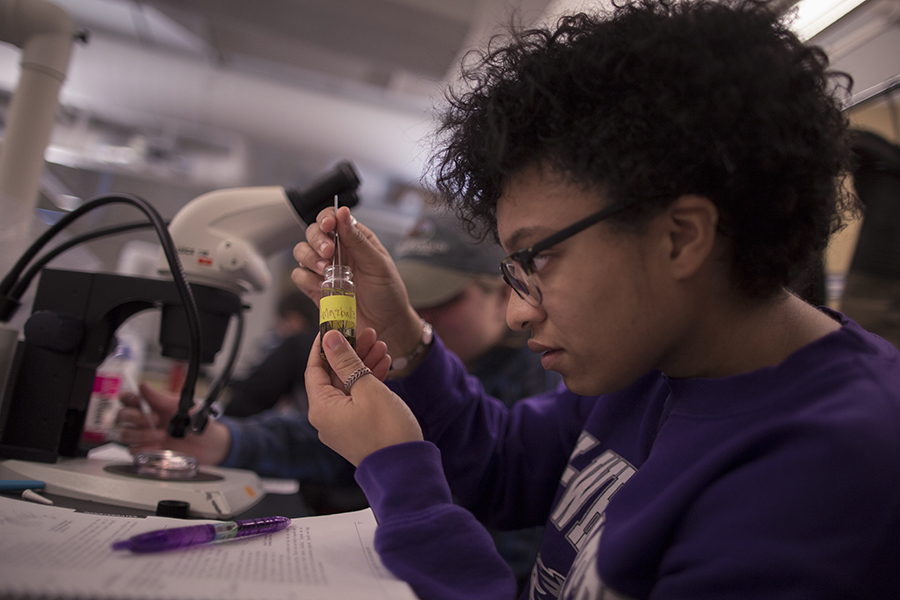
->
[93,374,121,396]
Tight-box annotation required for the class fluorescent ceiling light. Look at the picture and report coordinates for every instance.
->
[790,0,869,41]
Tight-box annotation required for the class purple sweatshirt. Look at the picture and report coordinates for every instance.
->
[358,311,900,599]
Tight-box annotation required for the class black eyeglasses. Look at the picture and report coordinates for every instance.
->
[500,202,630,306]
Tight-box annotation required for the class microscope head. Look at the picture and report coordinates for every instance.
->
[158,162,360,295]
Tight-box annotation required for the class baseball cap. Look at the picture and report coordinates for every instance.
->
[394,212,506,308]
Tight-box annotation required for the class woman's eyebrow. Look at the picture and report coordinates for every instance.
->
[503,225,553,252]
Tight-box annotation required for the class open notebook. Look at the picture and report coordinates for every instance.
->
[0,495,417,600]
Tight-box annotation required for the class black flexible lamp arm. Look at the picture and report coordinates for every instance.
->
[6,221,154,309]
[7,219,248,435]
[190,309,245,433]
[0,194,203,438]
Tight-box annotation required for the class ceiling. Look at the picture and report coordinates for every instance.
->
[0,0,556,196]
[0,0,898,205]
[138,0,494,99]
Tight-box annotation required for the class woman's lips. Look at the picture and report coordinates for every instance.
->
[540,349,562,370]
[528,340,561,370]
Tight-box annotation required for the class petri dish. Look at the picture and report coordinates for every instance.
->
[134,450,199,480]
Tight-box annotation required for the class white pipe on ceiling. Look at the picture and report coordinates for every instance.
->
[0,30,435,185]
[0,0,76,280]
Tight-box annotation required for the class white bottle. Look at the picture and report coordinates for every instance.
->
[82,334,143,445]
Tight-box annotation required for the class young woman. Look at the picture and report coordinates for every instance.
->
[292,1,900,598]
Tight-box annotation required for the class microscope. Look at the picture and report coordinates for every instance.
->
[0,161,360,517]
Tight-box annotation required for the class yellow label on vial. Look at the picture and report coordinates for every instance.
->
[320,294,357,326]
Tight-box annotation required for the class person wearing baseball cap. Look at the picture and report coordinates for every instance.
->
[393,211,559,593]
[394,212,514,371]
[394,211,506,306]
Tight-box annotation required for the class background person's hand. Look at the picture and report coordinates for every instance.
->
[117,382,232,465]
[292,206,424,367]
[306,327,422,466]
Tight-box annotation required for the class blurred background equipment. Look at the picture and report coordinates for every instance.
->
[833,130,900,348]
[0,161,359,517]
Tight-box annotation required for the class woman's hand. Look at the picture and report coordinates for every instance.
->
[117,382,231,466]
[306,326,423,466]
[292,206,424,366]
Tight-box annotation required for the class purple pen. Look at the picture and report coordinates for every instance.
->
[112,516,291,553]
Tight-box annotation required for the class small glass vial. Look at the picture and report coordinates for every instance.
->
[319,265,357,358]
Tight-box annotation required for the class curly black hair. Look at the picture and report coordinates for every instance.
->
[430,0,858,300]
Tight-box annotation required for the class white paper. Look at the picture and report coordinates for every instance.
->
[0,495,418,600]
[259,477,301,495]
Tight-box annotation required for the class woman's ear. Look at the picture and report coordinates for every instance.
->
[665,195,719,280]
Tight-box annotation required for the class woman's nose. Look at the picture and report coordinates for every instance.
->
[506,289,544,331]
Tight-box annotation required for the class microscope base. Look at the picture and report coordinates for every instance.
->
[0,457,264,518]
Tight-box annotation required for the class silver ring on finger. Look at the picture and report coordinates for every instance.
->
[344,366,372,392]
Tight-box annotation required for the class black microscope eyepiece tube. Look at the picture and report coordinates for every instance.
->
[285,161,361,225]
